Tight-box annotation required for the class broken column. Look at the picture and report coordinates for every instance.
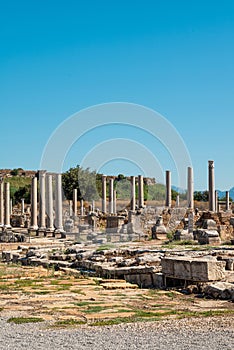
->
[80,199,84,216]
[165,170,171,207]
[45,173,54,232]
[130,176,136,211]
[138,175,144,208]
[0,182,4,226]
[30,176,38,230]
[226,191,230,211]
[113,190,117,214]
[4,182,11,228]
[21,198,25,215]
[39,170,46,231]
[102,175,107,213]
[215,190,219,213]
[208,160,215,212]
[54,173,64,233]
[73,189,77,217]
[187,167,194,209]
[109,177,114,214]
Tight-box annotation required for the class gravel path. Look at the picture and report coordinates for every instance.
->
[0,316,233,350]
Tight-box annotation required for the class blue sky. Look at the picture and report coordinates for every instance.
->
[0,0,234,190]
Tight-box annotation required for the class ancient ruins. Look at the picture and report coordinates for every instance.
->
[1,160,234,301]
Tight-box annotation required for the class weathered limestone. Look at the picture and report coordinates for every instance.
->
[109,178,114,214]
[138,175,144,208]
[187,167,194,209]
[21,198,25,215]
[92,200,95,212]
[45,174,54,232]
[54,173,64,233]
[208,160,215,211]
[80,199,84,216]
[215,190,219,212]
[39,170,46,231]
[161,257,225,282]
[0,182,4,225]
[30,177,38,230]
[4,182,11,228]
[226,191,230,211]
[102,175,107,213]
[73,189,77,217]
[151,216,167,240]
[113,190,117,215]
[165,170,171,207]
[130,176,136,211]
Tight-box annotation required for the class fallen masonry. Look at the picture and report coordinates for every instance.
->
[2,241,234,301]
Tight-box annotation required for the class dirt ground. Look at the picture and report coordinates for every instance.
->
[0,258,234,327]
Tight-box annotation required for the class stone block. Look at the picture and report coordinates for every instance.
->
[161,257,225,282]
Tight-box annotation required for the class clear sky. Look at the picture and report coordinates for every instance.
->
[1,0,234,190]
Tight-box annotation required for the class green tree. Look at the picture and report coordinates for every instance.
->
[62,166,99,201]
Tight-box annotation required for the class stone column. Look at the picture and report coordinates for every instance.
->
[54,173,64,232]
[21,198,25,215]
[130,176,136,211]
[80,199,84,216]
[102,175,107,213]
[187,167,194,209]
[39,170,46,231]
[226,191,230,211]
[92,200,95,212]
[138,175,144,208]
[113,190,117,215]
[165,170,171,207]
[0,182,4,225]
[73,189,77,217]
[109,178,114,214]
[215,190,219,213]
[10,199,13,215]
[208,160,215,212]
[30,177,38,230]
[69,201,73,216]
[46,174,54,232]
[4,182,11,228]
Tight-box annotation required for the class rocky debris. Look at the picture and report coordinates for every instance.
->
[1,242,234,299]
[204,282,234,300]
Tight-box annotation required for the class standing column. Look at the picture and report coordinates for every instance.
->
[55,173,64,232]
[46,174,54,232]
[130,176,136,211]
[226,191,230,211]
[80,199,84,216]
[39,170,46,231]
[187,167,194,209]
[92,200,95,212]
[4,182,11,228]
[21,198,25,215]
[30,177,38,230]
[73,189,77,217]
[113,190,117,215]
[138,175,144,208]
[102,175,107,213]
[165,170,171,207]
[215,190,219,213]
[109,178,114,214]
[10,199,13,215]
[0,182,4,225]
[208,160,215,211]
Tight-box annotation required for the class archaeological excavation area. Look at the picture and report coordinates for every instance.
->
[0,161,234,331]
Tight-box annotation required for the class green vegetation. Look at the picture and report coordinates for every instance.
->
[7,317,44,324]
[53,318,87,327]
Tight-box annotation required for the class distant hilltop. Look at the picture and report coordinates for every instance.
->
[0,168,156,185]
[0,168,36,179]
